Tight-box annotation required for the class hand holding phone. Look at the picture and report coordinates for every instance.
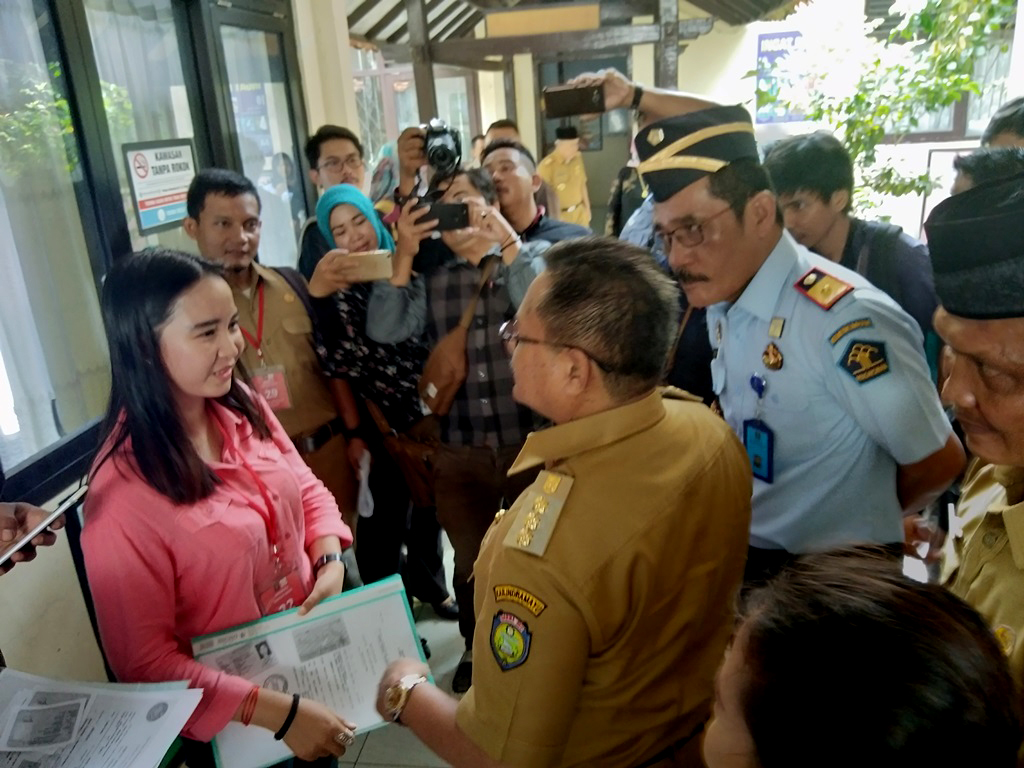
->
[0,484,84,571]
[420,202,470,231]
[543,84,606,118]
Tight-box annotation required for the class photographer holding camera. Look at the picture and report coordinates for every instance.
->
[365,166,551,693]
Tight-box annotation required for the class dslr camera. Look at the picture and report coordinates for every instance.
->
[423,118,462,178]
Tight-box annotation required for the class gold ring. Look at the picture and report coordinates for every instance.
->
[335,732,355,747]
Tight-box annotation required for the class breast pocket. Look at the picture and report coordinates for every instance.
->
[282,314,313,336]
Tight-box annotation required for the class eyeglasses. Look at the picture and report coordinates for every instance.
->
[318,154,363,173]
[499,319,617,374]
[656,205,733,250]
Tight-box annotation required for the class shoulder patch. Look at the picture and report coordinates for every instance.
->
[493,585,546,616]
[503,471,573,557]
[994,625,1016,657]
[794,268,853,310]
[829,317,874,346]
[491,611,531,671]
[840,340,890,383]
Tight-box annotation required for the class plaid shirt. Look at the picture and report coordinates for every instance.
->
[426,252,538,448]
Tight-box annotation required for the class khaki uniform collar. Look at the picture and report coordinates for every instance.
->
[991,465,1024,569]
[509,387,698,475]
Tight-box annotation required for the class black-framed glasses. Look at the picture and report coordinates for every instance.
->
[656,205,733,251]
[318,154,363,172]
[499,319,617,374]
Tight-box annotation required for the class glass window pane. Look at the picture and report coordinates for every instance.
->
[0,0,110,470]
[435,72,471,166]
[84,0,196,253]
[220,25,303,268]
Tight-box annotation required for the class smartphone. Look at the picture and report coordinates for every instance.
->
[423,202,470,231]
[542,84,605,118]
[0,484,87,567]
[345,250,393,282]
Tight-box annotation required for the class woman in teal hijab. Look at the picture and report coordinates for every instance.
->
[310,183,456,624]
[315,183,395,255]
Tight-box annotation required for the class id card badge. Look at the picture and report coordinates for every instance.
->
[743,418,775,483]
[251,365,292,411]
[256,560,305,615]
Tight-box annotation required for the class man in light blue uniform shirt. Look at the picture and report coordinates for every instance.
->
[635,103,966,585]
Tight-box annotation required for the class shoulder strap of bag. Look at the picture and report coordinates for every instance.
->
[456,254,499,331]
[272,266,316,323]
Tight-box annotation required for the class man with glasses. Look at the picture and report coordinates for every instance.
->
[375,238,751,768]
[298,125,367,279]
[635,104,964,586]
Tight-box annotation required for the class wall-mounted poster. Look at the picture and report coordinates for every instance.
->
[122,139,197,234]
[755,32,805,124]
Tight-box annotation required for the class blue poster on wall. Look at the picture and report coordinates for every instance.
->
[756,31,805,124]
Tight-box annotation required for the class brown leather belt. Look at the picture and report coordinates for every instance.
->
[293,417,346,455]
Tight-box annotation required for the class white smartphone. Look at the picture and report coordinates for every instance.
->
[0,484,87,567]
[346,250,393,283]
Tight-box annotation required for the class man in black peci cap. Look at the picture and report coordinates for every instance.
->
[634,100,965,585]
[538,125,591,228]
[929,172,1024,686]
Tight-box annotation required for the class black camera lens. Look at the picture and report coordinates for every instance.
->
[423,118,462,177]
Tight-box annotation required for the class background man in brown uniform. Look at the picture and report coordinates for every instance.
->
[185,169,364,537]
[376,237,752,768]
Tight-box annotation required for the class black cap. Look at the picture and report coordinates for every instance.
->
[924,172,1024,319]
[555,125,579,140]
[635,105,759,202]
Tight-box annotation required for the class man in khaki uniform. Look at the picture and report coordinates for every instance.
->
[376,237,752,768]
[185,169,363,533]
[929,172,1024,687]
[538,126,591,228]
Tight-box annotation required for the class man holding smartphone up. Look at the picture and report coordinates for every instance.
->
[366,168,551,693]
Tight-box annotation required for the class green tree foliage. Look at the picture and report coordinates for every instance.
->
[762,0,1017,205]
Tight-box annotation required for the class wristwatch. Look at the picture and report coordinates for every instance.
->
[384,673,428,724]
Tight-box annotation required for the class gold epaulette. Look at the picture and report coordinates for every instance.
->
[503,471,573,557]
[794,268,853,310]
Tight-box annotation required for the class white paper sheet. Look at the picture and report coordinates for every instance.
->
[191,574,425,768]
[0,670,201,768]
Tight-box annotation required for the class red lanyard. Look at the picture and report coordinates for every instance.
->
[239,281,265,358]
[212,410,281,562]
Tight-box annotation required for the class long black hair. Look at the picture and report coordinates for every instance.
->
[92,248,270,504]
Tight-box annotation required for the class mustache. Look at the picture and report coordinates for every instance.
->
[673,268,710,284]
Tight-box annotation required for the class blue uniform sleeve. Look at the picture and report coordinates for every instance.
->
[821,290,951,465]
[365,276,427,344]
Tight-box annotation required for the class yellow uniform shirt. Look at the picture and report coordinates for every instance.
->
[233,264,355,520]
[456,388,752,768]
[537,152,589,228]
[943,460,1024,684]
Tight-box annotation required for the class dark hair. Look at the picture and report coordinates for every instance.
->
[763,132,854,212]
[536,237,679,400]
[952,147,1024,190]
[186,168,260,219]
[486,118,519,135]
[480,139,538,172]
[739,550,1022,768]
[304,124,364,170]
[708,158,783,225]
[93,248,271,505]
[428,167,498,206]
[982,97,1024,146]
[472,134,485,144]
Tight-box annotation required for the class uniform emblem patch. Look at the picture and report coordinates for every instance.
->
[491,612,531,671]
[494,585,547,616]
[841,340,890,383]
[994,625,1016,656]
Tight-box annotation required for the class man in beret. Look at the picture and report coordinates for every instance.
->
[633,99,965,584]
[930,173,1024,685]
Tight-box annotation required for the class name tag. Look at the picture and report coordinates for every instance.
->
[252,365,292,411]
